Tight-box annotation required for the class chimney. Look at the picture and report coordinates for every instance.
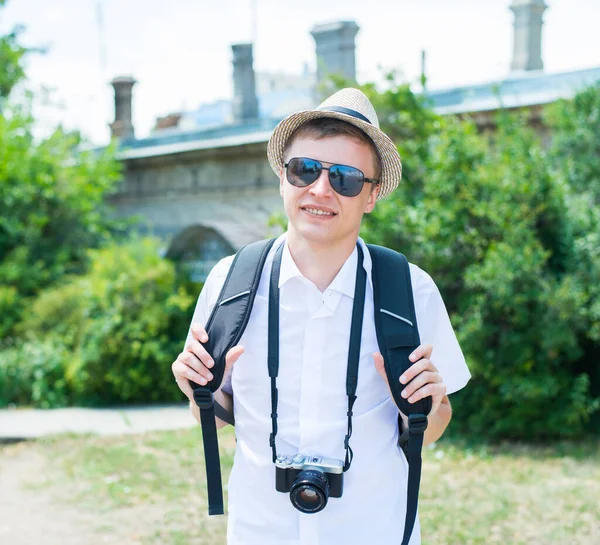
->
[510,0,548,72]
[231,43,259,123]
[311,21,359,88]
[109,76,136,139]
[153,112,182,131]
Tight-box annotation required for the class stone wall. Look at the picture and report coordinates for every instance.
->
[108,141,285,261]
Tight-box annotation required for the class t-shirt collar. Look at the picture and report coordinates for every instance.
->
[278,236,369,299]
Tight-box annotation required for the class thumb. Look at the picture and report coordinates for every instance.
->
[373,352,389,386]
[225,345,245,370]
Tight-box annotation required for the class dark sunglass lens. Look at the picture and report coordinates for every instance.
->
[288,158,321,187]
[329,165,364,197]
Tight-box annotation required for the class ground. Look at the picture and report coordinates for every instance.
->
[0,440,180,544]
[0,429,598,544]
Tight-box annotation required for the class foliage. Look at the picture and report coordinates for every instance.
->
[0,4,197,409]
[0,339,71,408]
[0,0,28,99]
[0,105,127,337]
[0,1,128,339]
[545,82,600,203]
[360,80,600,439]
[0,238,197,407]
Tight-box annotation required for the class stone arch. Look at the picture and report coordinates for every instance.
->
[167,225,236,282]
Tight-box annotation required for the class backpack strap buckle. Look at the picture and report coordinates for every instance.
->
[408,413,428,435]
[194,387,214,410]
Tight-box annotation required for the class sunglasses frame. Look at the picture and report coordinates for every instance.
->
[284,157,380,197]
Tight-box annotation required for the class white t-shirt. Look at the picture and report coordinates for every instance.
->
[186,234,471,545]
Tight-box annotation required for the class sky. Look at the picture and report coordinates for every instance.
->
[1,0,599,145]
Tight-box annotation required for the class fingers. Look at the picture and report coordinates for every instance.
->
[187,338,214,369]
[375,344,447,418]
[399,351,443,405]
[226,345,245,369]
[191,323,209,343]
[173,325,244,395]
[401,370,445,403]
[405,382,447,405]
[373,352,386,376]
[400,354,437,386]
[174,376,194,399]
[172,352,213,386]
[181,324,214,386]
[409,343,433,363]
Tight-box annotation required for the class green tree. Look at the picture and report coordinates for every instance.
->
[545,85,600,430]
[0,0,27,99]
[546,83,600,203]
[361,80,600,439]
[0,0,126,338]
[0,107,126,338]
[0,3,197,410]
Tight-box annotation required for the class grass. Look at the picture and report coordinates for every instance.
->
[419,441,600,544]
[12,428,600,544]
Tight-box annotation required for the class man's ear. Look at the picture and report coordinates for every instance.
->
[279,167,285,197]
[364,184,380,213]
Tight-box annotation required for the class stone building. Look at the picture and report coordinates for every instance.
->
[106,1,599,279]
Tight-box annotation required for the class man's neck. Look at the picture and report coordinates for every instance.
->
[286,230,359,292]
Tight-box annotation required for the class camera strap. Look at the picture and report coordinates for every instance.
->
[267,242,366,468]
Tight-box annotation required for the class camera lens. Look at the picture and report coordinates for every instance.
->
[289,469,330,514]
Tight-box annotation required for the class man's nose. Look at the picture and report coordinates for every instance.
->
[308,169,333,198]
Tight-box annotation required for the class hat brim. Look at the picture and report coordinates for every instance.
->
[267,109,402,200]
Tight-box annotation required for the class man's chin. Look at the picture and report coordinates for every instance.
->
[294,224,336,245]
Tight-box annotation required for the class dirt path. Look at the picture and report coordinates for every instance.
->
[0,441,161,545]
[0,442,94,544]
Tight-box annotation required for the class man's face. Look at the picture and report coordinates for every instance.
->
[280,134,379,247]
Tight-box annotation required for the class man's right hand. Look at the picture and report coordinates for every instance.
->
[172,323,244,402]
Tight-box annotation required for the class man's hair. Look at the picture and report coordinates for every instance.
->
[283,118,382,181]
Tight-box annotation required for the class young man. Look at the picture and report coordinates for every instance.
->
[172,88,470,545]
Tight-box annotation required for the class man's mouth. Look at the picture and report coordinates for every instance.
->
[301,207,337,217]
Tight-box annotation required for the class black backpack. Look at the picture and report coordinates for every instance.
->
[190,238,431,545]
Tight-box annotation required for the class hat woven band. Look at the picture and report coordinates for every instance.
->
[316,106,372,125]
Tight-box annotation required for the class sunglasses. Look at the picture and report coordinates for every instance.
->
[284,157,379,197]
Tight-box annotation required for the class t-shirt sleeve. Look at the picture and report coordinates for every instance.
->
[183,255,235,350]
[410,264,471,395]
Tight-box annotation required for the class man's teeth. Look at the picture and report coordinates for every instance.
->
[305,208,334,216]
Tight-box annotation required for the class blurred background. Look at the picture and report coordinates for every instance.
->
[1,0,599,543]
[2,0,600,143]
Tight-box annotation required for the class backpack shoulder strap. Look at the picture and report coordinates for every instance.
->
[201,237,276,392]
[368,244,431,417]
[367,243,431,545]
[190,237,276,516]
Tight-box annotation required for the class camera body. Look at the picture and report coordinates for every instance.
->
[275,454,344,498]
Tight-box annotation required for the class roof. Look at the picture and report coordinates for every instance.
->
[117,87,315,161]
[117,66,600,161]
[177,87,314,131]
[425,66,600,115]
[117,119,277,161]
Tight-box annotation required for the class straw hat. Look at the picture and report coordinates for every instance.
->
[267,88,402,200]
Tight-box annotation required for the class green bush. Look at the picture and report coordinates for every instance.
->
[0,106,127,338]
[361,82,600,439]
[6,238,196,407]
[0,339,71,408]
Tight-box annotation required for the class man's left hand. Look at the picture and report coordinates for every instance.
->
[373,344,447,419]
